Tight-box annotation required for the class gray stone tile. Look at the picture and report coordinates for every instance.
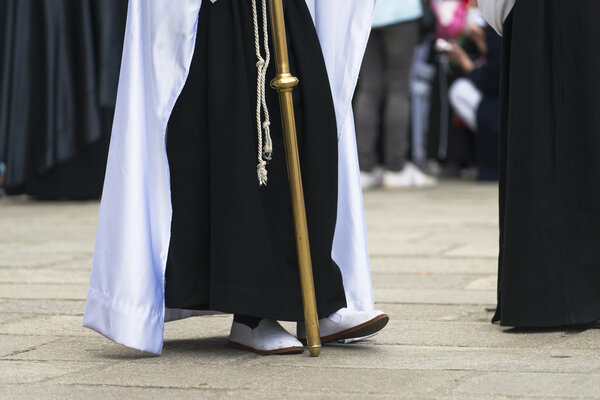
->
[0,312,37,325]
[374,288,496,305]
[371,272,491,290]
[374,320,582,349]
[0,268,90,284]
[59,362,294,389]
[0,252,89,269]
[0,384,401,400]
[0,315,93,337]
[9,181,595,399]
[4,336,149,362]
[0,335,56,358]
[369,256,497,275]
[163,315,233,340]
[0,360,103,384]
[9,333,246,364]
[0,283,87,300]
[245,367,470,397]
[244,344,600,374]
[367,237,457,257]
[0,299,85,315]
[377,303,495,323]
[464,275,497,290]
[545,326,600,350]
[444,243,499,258]
[455,372,600,398]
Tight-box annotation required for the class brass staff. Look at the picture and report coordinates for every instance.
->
[268,0,321,357]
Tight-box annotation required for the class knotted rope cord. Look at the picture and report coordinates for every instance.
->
[252,0,273,186]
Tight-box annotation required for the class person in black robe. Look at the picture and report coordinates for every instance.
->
[0,0,127,199]
[493,0,600,327]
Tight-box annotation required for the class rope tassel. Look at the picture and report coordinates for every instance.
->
[252,0,272,185]
[263,121,272,160]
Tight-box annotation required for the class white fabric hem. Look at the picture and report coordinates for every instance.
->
[83,287,165,355]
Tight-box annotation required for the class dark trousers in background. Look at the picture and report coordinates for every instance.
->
[354,19,419,172]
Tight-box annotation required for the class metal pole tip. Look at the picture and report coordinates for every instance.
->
[308,345,321,357]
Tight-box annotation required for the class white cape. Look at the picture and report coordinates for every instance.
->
[478,0,516,36]
[83,0,375,355]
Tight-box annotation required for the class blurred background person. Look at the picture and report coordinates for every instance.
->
[412,0,500,181]
[443,3,501,181]
[426,0,475,178]
[0,0,128,200]
[355,0,437,189]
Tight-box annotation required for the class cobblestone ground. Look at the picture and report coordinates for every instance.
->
[1,181,600,399]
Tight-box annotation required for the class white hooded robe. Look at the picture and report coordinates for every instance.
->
[83,0,376,355]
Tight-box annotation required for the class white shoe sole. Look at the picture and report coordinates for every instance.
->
[228,340,304,355]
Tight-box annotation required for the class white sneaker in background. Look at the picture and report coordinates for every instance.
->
[382,162,438,189]
[381,167,413,188]
[405,162,438,187]
[360,167,383,189]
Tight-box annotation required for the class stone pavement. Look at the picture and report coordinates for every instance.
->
[1,181,600,399]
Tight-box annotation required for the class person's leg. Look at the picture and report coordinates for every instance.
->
[381,19,419,172]
[354,30,385,174]
[448,77,483,132]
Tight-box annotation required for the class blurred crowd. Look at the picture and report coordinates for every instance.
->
[355,0,501,189]
[0,0,501,199]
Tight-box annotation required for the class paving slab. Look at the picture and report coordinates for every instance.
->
[374,320,593,349]
[0,384,402,400]
[0,252,89,269]
[0,360,103,384]
[0,299,85,315]
[455,372,600,398]
[374,287,496,305]
[371,272,493,290]
[0,283,87,300]
[0,335,56,358]
[0,268,90,284]
[379,303,494,322]
[370,255,497,274]
[3,181,600,399]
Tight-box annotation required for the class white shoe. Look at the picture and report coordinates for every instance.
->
[360,168,383,189]
[382,163,437,189]
[405,163,438,187]
[382,167,412,188]
[229,319,304,355]
[297,308,389,344]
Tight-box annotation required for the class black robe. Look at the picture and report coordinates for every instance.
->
[0,0,127,199]
[494,0,600,327]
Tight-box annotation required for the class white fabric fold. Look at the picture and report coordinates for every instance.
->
[478,0,516,36]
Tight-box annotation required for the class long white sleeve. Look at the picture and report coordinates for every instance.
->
[478,0,516,36]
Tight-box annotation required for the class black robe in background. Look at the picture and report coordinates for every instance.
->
[494,0,600,327]
[0,0,127,199]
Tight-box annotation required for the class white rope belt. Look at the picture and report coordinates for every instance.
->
[252,0,273,186]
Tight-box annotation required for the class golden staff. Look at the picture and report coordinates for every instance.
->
[268,0,321,357]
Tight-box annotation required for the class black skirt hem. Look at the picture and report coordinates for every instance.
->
[493,293,600,328]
